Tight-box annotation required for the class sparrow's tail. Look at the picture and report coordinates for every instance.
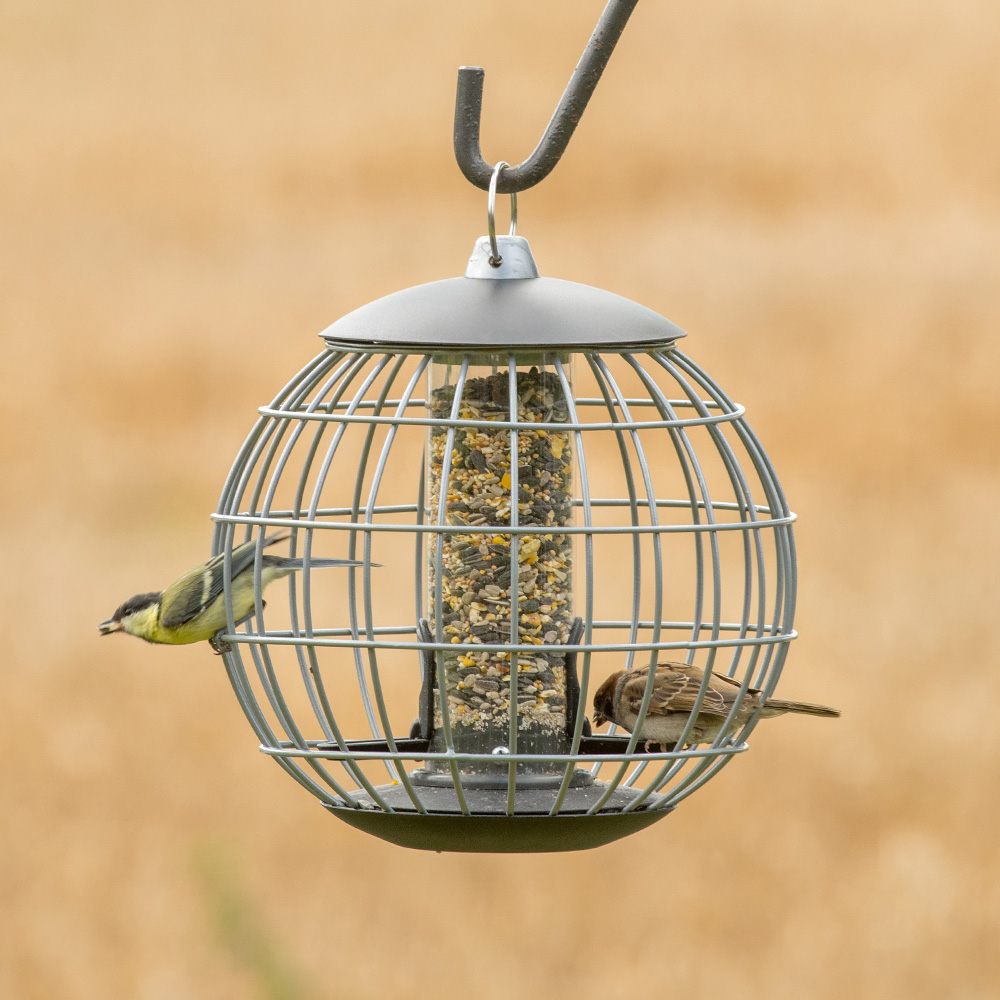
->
[761,698,840,718]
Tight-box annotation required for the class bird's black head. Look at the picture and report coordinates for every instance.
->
[591,671,622,728]
[99,592,161,635]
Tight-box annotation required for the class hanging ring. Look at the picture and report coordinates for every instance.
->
[487,161,517,266]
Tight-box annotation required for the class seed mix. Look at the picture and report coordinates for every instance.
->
[427,367,573,746]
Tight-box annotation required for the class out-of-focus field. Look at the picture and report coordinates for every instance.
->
[2,1,998,997]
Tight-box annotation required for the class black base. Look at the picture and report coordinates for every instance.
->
[323,776,670,853]
[326,806,667,853]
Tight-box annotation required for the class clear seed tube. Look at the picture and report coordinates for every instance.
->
[426,356,574,775]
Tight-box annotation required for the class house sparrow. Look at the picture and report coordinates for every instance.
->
[592,661,840,749]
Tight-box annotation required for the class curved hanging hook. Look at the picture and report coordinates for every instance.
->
[454,0,641,194]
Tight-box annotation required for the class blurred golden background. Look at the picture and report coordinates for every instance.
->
[3,1,998,997]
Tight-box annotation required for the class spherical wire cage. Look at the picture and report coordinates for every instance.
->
[210,236,796,853]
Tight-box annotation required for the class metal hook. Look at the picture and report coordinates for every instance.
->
[453,0,641,194]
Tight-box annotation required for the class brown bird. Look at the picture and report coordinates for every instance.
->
[592,661,840,749]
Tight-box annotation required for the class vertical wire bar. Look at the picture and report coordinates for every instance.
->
[303,354,391,742]
[414,448,427,623]
[617,352,727,810]
[667,352,766,680]
[219,355,374,805]
[663,353,766,684]
[342,353,410,780]
[506,358,519,814]
[587,355,654,790]
[432,358,471,815]
[677,353,797,691]
[284,353,394,806]
[567,355,643,783]
[240,353,366,555]
[273,352,369,744]
[246,356,378,807]
[256,352,367,757]
[327,354,405,756]
[635,351,764,808]
[654,355,764,781]
[600,360,659,790]
[359,355,432,812]
[338,357,400,742]
[262,358,371,663]
[673,353,798,744]
[217,506,347,807]
[214,418,289,743]
[537,353,584,813]
[608,364,718,811]
[629,357,723,645]
[212,351,342,551]
[291,354,396,809]
[250,534,349,790]
[612,359,709,673]
[583,354,665,813]
[673,354,794,693]
[642,351,796,810]
[547,356,594,815]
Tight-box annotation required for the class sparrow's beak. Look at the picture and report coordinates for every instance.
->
[98,619,122,635]
[592,711,607,728]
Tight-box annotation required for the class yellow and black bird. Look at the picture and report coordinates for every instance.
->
[98,534,367,653]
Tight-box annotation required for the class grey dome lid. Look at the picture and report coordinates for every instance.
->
[320,236,686,351]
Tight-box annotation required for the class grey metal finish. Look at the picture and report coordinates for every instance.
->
[465,236,539,280]
[211,329,797,852]
[485,164,518,266]
[320,237,686,350]
[453,0,641,192]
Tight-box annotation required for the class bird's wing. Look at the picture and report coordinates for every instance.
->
[619,662,735,718]
[159,535,285,627]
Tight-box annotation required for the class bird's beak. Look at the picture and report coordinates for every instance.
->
[592,712,606,728]
[98,619,122,635]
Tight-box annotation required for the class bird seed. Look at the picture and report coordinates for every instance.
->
[426,367,573,764]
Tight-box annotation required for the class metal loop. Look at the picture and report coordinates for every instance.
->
[487,161,517,266]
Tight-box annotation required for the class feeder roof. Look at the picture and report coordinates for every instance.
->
[320,236,686,352]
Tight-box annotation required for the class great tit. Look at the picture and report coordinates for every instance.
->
[98,534,368,653]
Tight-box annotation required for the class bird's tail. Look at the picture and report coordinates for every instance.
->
[279,557,373,569]
[260,535,376,569]
[761,698,840,718]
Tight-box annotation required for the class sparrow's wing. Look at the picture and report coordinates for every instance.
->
[159,535,285,627]
[619,663,735,718]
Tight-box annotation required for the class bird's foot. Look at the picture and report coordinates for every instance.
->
[643,740,675,753]
[209,630,232,655]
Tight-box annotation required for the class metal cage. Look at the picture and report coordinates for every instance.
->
[210,236,796,853]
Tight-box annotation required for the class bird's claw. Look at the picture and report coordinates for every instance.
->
[209,631,232,655]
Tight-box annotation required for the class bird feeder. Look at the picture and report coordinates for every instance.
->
[210,0,797,852]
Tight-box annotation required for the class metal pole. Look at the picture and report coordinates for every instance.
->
[453,0,641,192]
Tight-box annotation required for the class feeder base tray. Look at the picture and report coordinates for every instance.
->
[324,779,670,853]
